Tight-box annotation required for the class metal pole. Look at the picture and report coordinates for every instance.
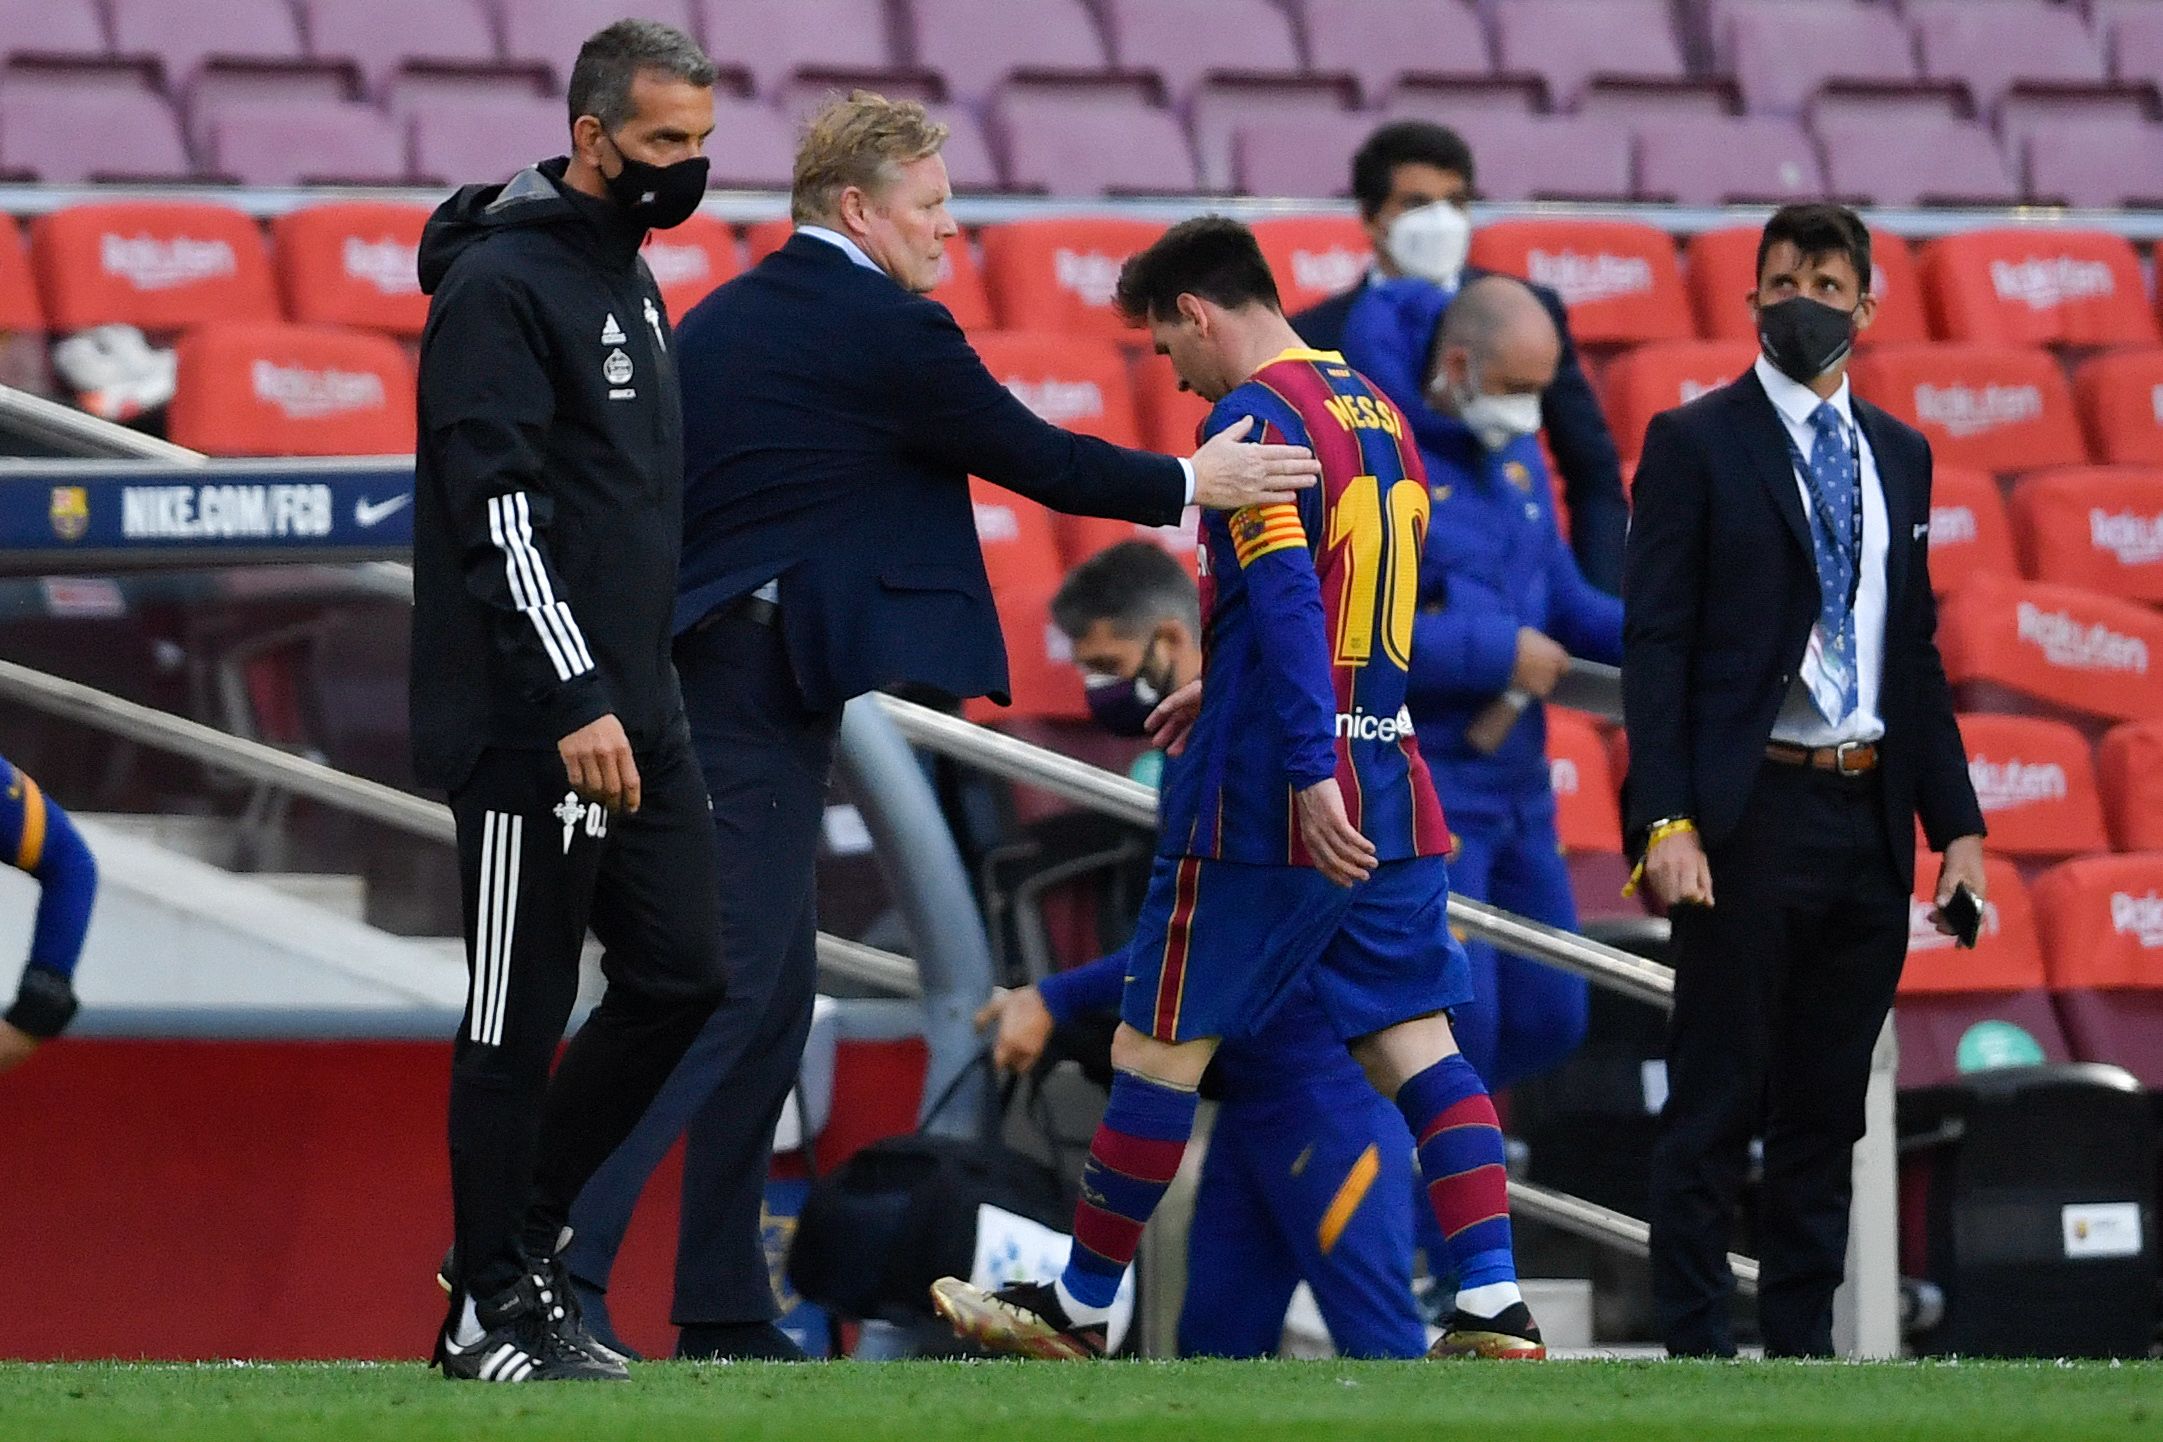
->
[1835,1017,1903,1357]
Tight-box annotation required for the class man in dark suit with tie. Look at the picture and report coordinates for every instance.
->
[1290,121,1627,593]
[1623,203,1987,1358]
[563,91,1321,1360]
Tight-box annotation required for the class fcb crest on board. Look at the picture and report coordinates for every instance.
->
[49,487,89,542]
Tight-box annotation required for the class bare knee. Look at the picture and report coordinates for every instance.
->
[1350,1011,1461,1098]
[1109,1023,1216,1089]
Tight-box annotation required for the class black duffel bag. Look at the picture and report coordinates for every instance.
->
[788,1055,1072,1325]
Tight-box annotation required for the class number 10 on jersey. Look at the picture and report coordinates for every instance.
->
[1327,473,1429,671]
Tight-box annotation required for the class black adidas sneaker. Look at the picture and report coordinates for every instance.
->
[438,1232,634,1368]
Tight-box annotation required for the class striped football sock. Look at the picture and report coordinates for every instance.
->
[1397,1054,1521,1310]
[1056,1069,1199,1319]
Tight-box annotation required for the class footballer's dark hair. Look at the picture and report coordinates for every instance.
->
[567,19,716,132]
[1756,202,1873,294]
[1114,216,1281,324]
[1350,120,1475,218]
[1051,540,1200,642]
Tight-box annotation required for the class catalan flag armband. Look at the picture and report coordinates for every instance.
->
[1229,502,1307,568]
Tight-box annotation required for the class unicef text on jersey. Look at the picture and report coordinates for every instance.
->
[121,484,335,541]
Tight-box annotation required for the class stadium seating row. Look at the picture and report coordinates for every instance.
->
[3,1,2162,204]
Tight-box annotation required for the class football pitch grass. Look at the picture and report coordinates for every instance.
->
[2,1358,2159,1442]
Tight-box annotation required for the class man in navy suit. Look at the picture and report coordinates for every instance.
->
[564,92,1320,1360]
[1623,203,1986,1358]
[1291,121,1628,594]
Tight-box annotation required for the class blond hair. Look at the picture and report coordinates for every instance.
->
[791,91,950,224]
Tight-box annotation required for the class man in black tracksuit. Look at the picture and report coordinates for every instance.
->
[408,20,724,1384]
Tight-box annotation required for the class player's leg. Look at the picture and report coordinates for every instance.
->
[1177,1121,1303,1359]
[1483,807,1589,1091]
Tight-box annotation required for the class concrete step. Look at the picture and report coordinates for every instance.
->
[78,811,241,868]
[252,873,367,923]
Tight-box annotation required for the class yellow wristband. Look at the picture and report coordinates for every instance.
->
[1622,818,1698,899]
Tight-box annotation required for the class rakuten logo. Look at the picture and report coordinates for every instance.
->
[640,241,710,289]
[1054,249,1122,307]
[2110,890,2163,947]
[1550,757,1581,797]
[1989,256,2116,311]
[2016,601,2149,673]
[1291,246,1368,297]
[1914,383,2042,439]
[1004,377,1104,426]
[250,361,386,420]
[100,233,236,291]
[1968,755,2067,813]
[2090,508,2163,567]
[1524,250,1653,306]
[1930,505,1978,545]
[1336,704,1417,742]
[973,502,1019,544]
[340,236,419,296]
[1909,895,2001,951]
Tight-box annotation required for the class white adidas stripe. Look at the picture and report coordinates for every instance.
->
[485,493,594,682]
[479,1343,534,1382]
[512,493,594,673]
[468,812,523,1048]
[486,815,522,1048]
[469,812,498,1045]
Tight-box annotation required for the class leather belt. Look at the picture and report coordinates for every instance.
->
[1765,739,1880,774]
[691,593,780,634]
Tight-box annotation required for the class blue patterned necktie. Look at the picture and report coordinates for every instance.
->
[1798,401,1859,725]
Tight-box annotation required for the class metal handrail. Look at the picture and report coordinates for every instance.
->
[0,385,204,463]
[1514,1181,1760,1290]
[0,658,921,997]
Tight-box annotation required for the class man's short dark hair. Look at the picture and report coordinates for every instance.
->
[1051,541,1200,642]
[1350,121,1476,218]
[1756,202,1873,294]
[1115,216,1280,324]
[567,19,716,132]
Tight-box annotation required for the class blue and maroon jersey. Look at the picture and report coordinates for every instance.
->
[1159,347,1451,866]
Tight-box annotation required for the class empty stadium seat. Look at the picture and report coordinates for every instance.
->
[1920,231,2157,350]
[1492,0,1686,109]
[1055,508,1202,574]
[207,101,407,186]
[1955,713,2110,863]
[1816,116,2021,207]
[699,0,899,98]
[1382,73,1549,127]
[306,0,503,98]
[1912,1,2112,117]
[0,88,192,185]
[1937,574,2163,727]
[1896,855,2068,1090]
[167,322,414,456]
[499,0,701,88]
[2098,720,2163,852]
[1232,112,1376,198]
[108,0,310,91]
[1599,340,1756,462]
[0,213,42,337]
[904,0,1111,105]
[2108,4,2163,91]
[640,213,743,321]
[0,0,104,73]
[1850,344,2083,473]
[1468,219,1690,346]
[1718,0,1920,117]
[270,202,430,338]
[31,202,279,335]
[1131,348,1211,454]
[966,478,1085,723]
[2011,466,2163,605]
[1250,216,1370,317]
[2075,349,2163,467]
[1299,0,1490,104]
[924,105,1004,193]
[2033,852,2163,1086]
[1436,114,1634,203]
[1190,76,1360,195]
[1923,466,2020,597]
[1102,0,1309,103]
[2021,116,2163,209]
[1546,708,1623,856]
[406,94,569,185]
[994,80,1199,196]
[973,331,1146,447]
[1632,115,1824,206]
[743,222,991,329]
[703,99,801,187]
[1683,224,1929,349]
[979,217,1164,340]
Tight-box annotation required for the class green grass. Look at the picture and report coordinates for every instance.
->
[2,1359,2159,1442]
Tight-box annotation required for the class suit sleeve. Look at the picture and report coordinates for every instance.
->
[420,262,612,739]
[1620,409,1709,838]
[1537,291,1629,596]
[1902,435,1988,850]
[881,301,1185,526]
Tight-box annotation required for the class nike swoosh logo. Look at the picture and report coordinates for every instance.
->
[354,494,413,528]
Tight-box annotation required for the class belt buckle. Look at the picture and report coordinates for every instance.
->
[1832,740,1869,774]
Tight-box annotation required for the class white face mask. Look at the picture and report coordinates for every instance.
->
[1451,368,1544,453]
[1385,200,1471,287]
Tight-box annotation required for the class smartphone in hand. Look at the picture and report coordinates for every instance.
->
[1941,882,1983,950]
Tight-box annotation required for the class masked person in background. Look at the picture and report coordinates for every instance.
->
[1291,121,1628,595]
[972,541,1433,1360]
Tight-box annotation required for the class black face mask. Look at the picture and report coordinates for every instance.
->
[1083,641,1170,738]
[1757,295,1858,384]
[601,133,709,230]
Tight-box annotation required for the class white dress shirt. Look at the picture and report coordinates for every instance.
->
[1754,354,1889,747]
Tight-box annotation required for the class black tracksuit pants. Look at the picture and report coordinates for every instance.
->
[447,722,727,1302]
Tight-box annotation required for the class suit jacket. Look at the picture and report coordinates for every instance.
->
[1293,270,1628,592]
[672,234,1186,711]
[1620,368,1984,888]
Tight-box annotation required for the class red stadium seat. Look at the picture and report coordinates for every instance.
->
[1922,465,2019,596]
[2033,852,2163,1086]
[1683,224,1928,348]
[2099,721,2163,852]
[640,213,742,322]
[1055,509,1202,574]
[167,323,415,457]
[743,220,992,331]
[2009,466,2163,605]
[2075,348,2163,467]
[1546,709,1623,856]
[1937,574,2163,726]
[1849,344,2084,473]
[1895,855,2068,1088]
[0,213,41,335]
[270,202,430,339]
[1131,347,1212,455]
[1598,339,1756,461]
[1250,216,1371,319]
[1467,219,1689,346]
[1954,712,2109,863]
[1919,230,2158,349]
[979,217,1165,341]
[31,202,279,335]
[972,331,1145,447]
[965,478,1085,723]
